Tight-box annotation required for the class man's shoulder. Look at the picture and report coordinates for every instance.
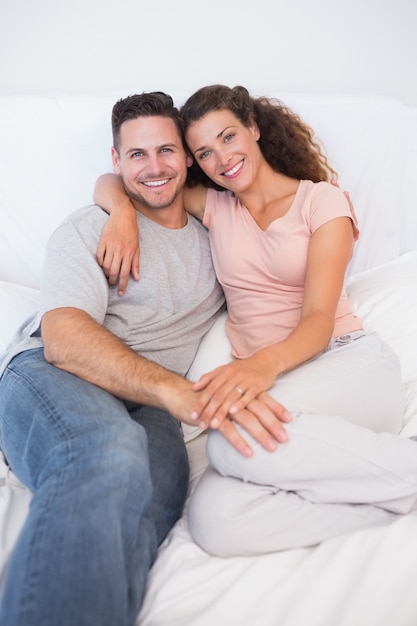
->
[46,205,108,255]
[187,213,209,233]
[68,204,107,225]
[51,204,107,236]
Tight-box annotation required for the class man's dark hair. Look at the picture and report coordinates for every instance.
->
[111,92,186,153]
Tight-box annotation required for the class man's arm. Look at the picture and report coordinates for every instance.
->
[42,307,193,414]
[93,175,208,295]
[42,308,288,457]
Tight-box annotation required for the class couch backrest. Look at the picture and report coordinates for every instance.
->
[1,94,416,288]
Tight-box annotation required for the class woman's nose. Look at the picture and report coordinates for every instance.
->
[218,147,232,166]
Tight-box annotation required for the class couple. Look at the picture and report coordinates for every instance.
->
[0,85,416,626]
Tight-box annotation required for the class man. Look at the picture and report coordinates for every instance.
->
[0,92,288,626]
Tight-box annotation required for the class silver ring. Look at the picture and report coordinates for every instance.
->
[235,386,244,395]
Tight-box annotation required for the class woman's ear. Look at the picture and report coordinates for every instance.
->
[186,152,194,168]
[248,113,260,141]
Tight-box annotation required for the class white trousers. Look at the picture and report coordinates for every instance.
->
[187,333,417,556]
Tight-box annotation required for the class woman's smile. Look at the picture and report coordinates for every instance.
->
[222,159,244,178]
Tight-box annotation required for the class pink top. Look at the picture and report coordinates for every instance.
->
[203,180,362,358]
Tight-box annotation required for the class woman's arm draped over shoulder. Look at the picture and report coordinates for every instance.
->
[94,173,140,295]
[93,175,208,295]
[183,185,207,222]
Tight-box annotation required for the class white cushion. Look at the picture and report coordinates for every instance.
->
[0,282,39,354]
[184,312,232,442]
[346,252,417,434]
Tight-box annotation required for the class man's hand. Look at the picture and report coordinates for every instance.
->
[43,308,289,459]
[216,394,291,458]
[165,382,290,458]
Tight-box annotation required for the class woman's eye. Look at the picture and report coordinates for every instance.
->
[224,133,233,142]
[199,150,210,160]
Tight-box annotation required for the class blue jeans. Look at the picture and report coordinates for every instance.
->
[0,348,189,626]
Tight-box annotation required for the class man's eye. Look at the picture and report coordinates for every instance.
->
[160,147,173,154]
[131,151,143,158]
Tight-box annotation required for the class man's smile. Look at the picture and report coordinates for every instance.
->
[142,178,170,187]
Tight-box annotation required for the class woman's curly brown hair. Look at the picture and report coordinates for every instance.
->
[180,85,337,190]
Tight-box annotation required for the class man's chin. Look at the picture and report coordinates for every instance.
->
[128,189,181,211]
[140,198,176,211]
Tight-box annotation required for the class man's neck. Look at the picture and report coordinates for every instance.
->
[132,201,188,229]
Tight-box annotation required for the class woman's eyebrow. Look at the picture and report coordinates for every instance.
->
[193,127,233,155]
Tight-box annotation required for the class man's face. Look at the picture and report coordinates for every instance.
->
[112,116,192,211]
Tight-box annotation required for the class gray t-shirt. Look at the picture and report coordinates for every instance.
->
[0,205,225,377]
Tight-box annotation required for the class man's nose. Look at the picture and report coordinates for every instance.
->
[147,153,166,174]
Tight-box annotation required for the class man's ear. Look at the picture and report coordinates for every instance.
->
[111,146,121,174]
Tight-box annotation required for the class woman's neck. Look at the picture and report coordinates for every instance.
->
[235,168,300,230]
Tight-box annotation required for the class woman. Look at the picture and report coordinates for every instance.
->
[94,85,417,556]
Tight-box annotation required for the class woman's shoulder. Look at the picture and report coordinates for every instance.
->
[299,180,348,211]
[301,179,341,193]
[301,180,359,238]
[205,188,238,211]
[183,185,237,221]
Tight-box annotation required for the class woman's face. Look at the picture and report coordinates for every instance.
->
[185,109,261,193]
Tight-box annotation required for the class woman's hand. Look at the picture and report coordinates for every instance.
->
[190,347,286,429]
[168,375,290,457]
[94,173,140,295]
[97,208,140,296]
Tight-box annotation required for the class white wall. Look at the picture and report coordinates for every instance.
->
[1,0,416,105]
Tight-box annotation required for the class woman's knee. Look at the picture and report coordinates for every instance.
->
[187,468,244,556]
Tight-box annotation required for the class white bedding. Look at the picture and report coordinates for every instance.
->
[1,93,417,625]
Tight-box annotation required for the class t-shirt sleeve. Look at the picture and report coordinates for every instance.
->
[203,188,235,230]
[40,213,110,323]
[309,182,360,241]
[203,188,217,229]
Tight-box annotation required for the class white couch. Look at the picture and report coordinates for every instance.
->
[1,93,417,626]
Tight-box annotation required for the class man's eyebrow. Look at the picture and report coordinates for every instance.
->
[125,143,178,156]
[125,147,144,156]
[158,142,178,151]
